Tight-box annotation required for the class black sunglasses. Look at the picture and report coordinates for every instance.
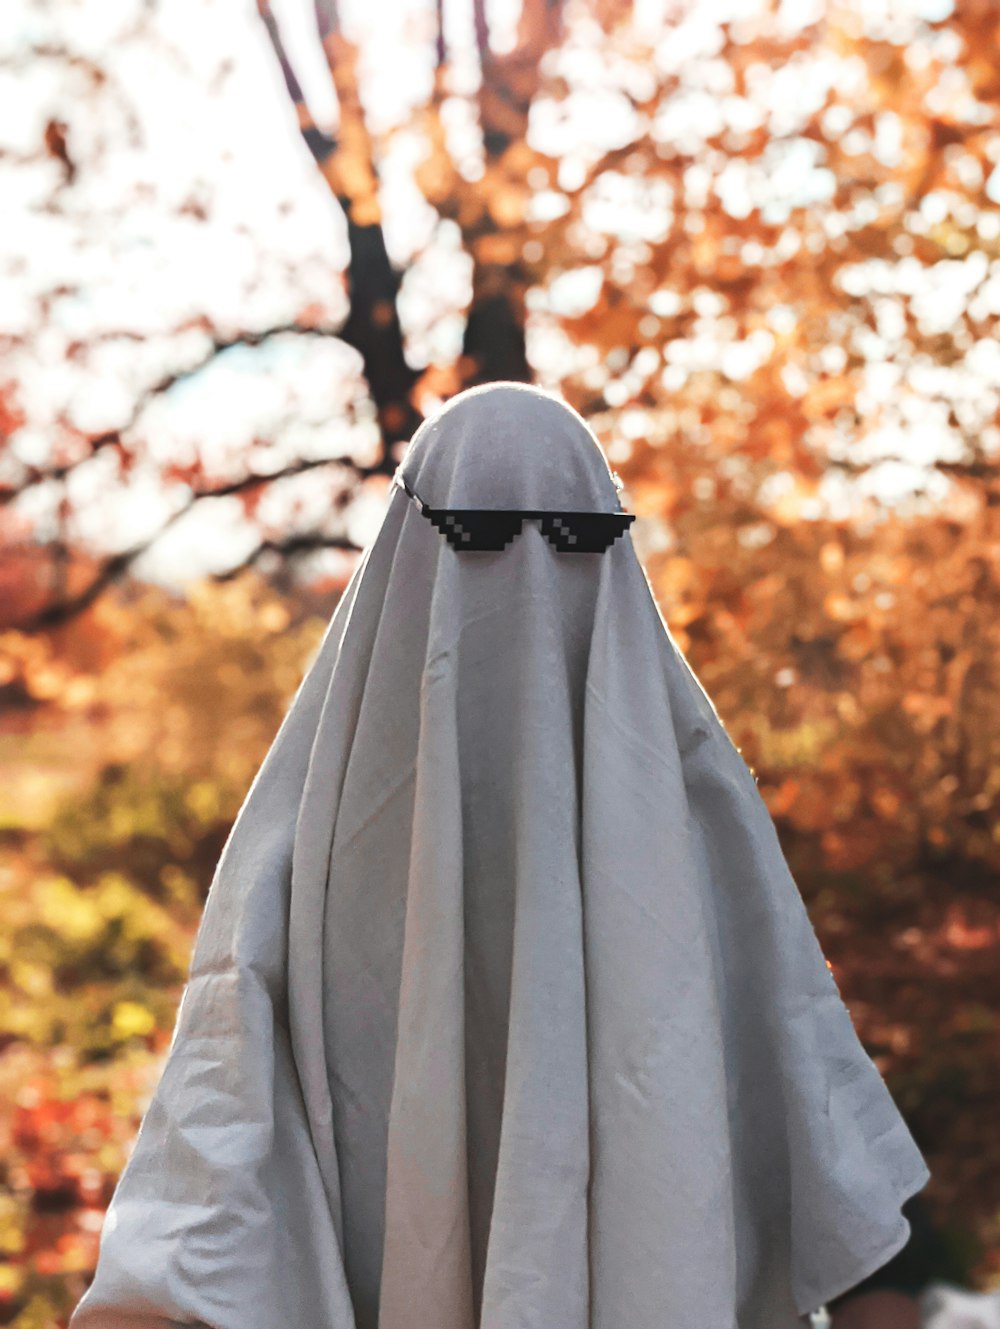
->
[395,473,635,553]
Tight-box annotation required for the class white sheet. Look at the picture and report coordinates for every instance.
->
[70,382,929,1329]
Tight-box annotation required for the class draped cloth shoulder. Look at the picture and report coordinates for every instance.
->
[70,382,929,1329]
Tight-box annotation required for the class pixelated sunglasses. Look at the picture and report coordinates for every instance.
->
[395,472,635,553]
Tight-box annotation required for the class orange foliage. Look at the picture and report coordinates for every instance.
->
[4,0,1000,1320]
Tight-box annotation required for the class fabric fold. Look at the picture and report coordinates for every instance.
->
[70,567,367,1329]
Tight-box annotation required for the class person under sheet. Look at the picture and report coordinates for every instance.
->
[69,381,930,1329]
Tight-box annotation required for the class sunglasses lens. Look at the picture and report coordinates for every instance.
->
[540,514,633,553]
[427,511,524,551]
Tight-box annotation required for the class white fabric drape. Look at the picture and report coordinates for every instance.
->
[70,382,929,1329]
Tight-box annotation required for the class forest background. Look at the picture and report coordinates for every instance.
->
[1,0,999,1324]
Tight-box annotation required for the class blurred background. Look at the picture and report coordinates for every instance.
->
[1,0,999,1323]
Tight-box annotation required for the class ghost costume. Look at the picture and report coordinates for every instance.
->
[70,382,929,1329]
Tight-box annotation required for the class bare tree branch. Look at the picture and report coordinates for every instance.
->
[435,0,446,68]
[314,0,339,42]
[473,0,490,64]
[258,2,419,448]
[256,1,337,164]
[220,529,359,579]
[0,321,350,506]
[4,447,384,633]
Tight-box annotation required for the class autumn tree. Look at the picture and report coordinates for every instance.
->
[2,0,1000,1302]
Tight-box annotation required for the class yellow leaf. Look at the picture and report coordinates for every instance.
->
[111,1001,156,1041]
